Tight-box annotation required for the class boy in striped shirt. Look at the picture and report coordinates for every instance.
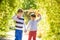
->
[12,9,26,40]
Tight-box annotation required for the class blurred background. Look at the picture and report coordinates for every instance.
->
[0,0,60,40]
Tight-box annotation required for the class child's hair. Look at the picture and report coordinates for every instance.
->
[17,9,23,13]
[30,14,36,17]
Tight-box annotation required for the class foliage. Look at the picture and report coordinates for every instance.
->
[0,0,22,37]
[0,0,60,40]
[22,0,37,9]
[36,0,60,40]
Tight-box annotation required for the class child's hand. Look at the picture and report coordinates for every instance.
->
[37,14,41,17]
[24,30,27,33]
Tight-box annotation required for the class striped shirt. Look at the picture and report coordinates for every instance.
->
[13,15,26,30]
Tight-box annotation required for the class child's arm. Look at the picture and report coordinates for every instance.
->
[24,23,27,32]
[27,21,31,30]
[12,15,17,21]
[24,21,30,32]
[36,14,41,22]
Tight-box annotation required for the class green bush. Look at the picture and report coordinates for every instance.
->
[0,0,22,37]
[0,0,60,40]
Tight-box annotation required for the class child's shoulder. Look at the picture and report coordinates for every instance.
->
[28,20,32,23]
[21,17,24,19]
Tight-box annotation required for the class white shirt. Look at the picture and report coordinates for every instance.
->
[27,17,41,31]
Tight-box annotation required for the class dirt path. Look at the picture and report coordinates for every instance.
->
[6,30,41,40]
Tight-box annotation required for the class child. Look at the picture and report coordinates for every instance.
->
[12,9,26,40]
[27,12,41,40]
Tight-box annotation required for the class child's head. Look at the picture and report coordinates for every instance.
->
[17,9,23,17]
[30,13,36,20]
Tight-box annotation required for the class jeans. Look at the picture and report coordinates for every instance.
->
[15,29,23,40]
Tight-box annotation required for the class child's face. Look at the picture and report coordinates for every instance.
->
[17,12,23,17]
[30,17,36,20]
